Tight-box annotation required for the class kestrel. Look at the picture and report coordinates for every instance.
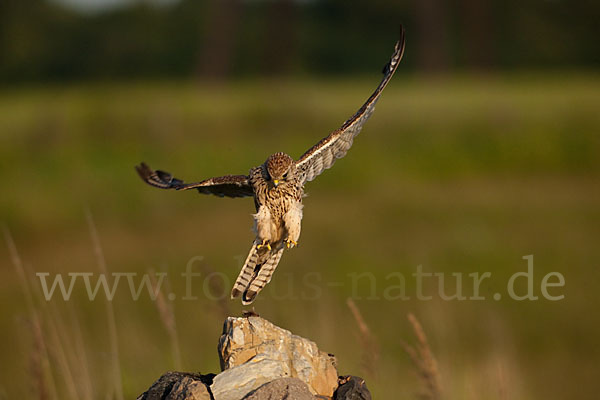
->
[136,29,405,304]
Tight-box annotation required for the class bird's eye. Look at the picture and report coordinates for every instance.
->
[283,173,288,179]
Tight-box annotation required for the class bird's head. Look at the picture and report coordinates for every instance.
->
[265,152,294,187]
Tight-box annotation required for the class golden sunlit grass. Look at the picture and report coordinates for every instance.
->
[401,313,442,400]
[85,209,123,400]
[346,297,381,380]
[149,268,181,370]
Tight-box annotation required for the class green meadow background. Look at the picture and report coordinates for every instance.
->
[2,0,600,399]
[1,75,599,399]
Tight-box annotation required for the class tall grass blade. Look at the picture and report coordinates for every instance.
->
[3,226,58,400]
[400,313,442,400]
[346,298,380,379]
[84,209,124,400]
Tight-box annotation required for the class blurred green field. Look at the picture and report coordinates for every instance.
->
[1,74,599,399]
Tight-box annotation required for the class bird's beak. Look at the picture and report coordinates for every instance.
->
[273,179,280,186]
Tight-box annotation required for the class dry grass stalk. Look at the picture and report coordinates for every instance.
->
[400,313,442,400]
[496,361,507,400]
[84,209,124,400]
[67,304,94,400]
[346,298,380,379]
[3,226,58,400]
[15,239,80,399]
[41,300,95,400]
[21,236,91,400]
[29,318,49,400]
[41,302,80,400]
[149,269,182,370]
[3,226,37,317]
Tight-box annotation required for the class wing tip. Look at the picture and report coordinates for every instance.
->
[135,162,152,181]
[382,25,406,75]
[397,24,406,60]
[135,162,182,189]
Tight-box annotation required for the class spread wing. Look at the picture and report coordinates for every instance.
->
[135,162,254,198]
[295,27,405,184]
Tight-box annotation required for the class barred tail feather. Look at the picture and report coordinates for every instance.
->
[242,247,284,305]
[231,244,260,299]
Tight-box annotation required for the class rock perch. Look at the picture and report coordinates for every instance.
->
[138,316,371,400]
[214,316,338,399]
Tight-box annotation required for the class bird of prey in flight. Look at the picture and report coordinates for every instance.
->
[136,28,405,304]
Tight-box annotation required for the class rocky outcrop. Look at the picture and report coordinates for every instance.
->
[211,357,290,400]
[137,371,214,400]
[334,376,372,400]
[216,316,338,398]
[243,377,314,400]
[139,316,370,400]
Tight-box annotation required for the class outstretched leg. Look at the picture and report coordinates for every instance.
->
[283,201,303,248]
[253,205,275,248]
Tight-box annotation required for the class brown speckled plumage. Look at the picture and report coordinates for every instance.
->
[136,28,405,304]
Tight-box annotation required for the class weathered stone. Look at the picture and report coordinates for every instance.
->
[169,376,212,400]
[211,356,290,400]
[334,376,372,400]
[243,377,315,399]
[137,371,213,400]
[218,316,338,398]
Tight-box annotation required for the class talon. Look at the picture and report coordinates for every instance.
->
[285,239,298,249]
[257,239,271,251]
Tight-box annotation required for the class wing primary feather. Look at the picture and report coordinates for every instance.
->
[135,162,254,198]
[295,26,405,184]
